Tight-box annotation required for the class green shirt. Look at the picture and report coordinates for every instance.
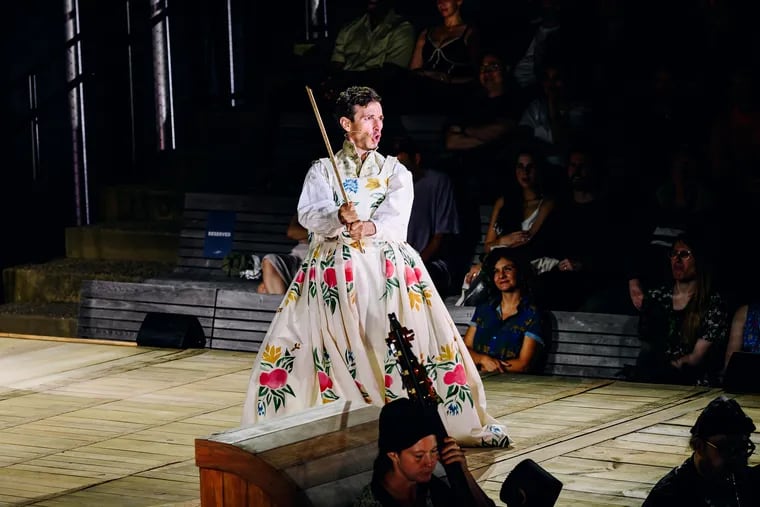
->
[331,9,415,72]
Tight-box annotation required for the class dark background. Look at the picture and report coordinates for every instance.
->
[1,1,758,293]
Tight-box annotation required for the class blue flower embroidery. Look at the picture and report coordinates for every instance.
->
[343,178,359,194]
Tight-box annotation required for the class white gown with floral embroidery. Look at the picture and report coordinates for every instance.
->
[241,142,509,447]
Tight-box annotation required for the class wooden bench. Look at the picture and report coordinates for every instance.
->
[175,192,298,278]
[77,280,282,350]
[448,306,640,379]
[195,401,379,507]
[79,279,639,380]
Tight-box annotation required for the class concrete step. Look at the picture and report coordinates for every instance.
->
[2,258,175,304]
[65,221,180,262]
[0,302,79,337]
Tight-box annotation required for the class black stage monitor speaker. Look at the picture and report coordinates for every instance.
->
[500,458,563,507]
[136,312,206,349]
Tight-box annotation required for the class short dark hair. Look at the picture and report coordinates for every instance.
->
[334,86,382,122]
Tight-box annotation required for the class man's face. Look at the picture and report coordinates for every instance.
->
[479,56,504,89]
[344,101,383,154]
[391,435,439,483]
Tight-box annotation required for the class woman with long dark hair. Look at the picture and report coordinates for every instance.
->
[634,232,729,385]
[462,249,544,374]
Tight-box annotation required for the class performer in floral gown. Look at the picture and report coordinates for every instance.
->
[241,86,509,447]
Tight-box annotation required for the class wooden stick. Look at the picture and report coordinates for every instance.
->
[305,86,350,204]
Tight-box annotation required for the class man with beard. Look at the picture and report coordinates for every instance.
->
[643,395,760,506]
[532,146,625,312]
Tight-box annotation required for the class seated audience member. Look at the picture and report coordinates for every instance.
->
[463,250,544,374]
[257,215,309,295]
[538,146,624,311]
[319,0,415,104]
[353,397,496,507]
[444,51,525,203]
[390,136,462,296]
[724,302,760,370]
[518,61,592,167]
[625,144,718,313]
[512,0,561,90]
[633,232,729,386]
[643,395,760,506]
[405,0,481,113]
[460,149,559,307]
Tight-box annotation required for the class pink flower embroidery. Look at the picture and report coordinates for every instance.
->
[309,267,316,281]
[414,267,423,281]
[385,259,395,278]
[318,371,333,392]
[344,261,353,283]
[260,368,288,389]
[404,266,419,285]
[384,374,393,388]
[294,270,305,284]
[323,267,337,287]
[443,364,467,386]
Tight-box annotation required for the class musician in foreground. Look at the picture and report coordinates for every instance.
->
[240,85,509,447]
[354,397,496,507]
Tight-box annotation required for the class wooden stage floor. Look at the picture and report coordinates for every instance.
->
[1,335,758,506]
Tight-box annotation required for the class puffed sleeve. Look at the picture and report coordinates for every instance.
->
[297,159,344,237]
[371,158,413,241]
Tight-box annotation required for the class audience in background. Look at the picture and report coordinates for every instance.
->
[633,232,728,386]
[444,51,525,204]
[537,146,623,312]
[518,60,592,167]
[319,0,415,104]
[257,215,309,296]
[389,136,463,296]
[463,249,544,374]
[406,0,481,113]
[624,144,719,314]
[512,0,561,91]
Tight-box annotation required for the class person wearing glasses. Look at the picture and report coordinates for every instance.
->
[633,232,729,385]
[443,51,525,202]
[643,395,760,506]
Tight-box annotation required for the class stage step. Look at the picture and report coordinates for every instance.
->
[2,258,175,304]
[65,222,180,262]
[0,302,78,337]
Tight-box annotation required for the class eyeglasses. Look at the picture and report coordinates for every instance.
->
[480,63,502,73]
[669,249,693,260]
[704,437,756,459]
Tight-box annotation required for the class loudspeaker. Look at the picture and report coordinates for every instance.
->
[500,459,563,507]
[136,312,206,349]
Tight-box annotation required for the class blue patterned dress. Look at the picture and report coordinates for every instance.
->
[470,298,543,362]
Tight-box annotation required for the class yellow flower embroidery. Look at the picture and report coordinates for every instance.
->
[439,344,455,362]
[408,290,422,310]
[285,291,298,304]
[262,344,282,363]
[365,177,381,190]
